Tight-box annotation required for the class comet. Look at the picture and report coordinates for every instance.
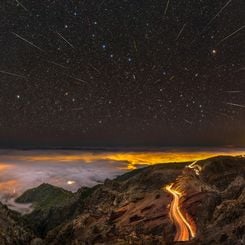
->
[56,32,75,49]
[0,70,26,79]
[12,32,45,52]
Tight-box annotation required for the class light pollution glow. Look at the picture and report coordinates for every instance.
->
[3,148,245,169]
[0,148,244,198]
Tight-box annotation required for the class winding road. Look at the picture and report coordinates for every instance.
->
[165,183,196,241]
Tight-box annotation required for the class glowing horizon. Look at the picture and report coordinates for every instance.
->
[2,148,244,169]
[0,148,244,197]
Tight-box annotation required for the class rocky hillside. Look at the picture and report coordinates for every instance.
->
[181,156,245,245]
[16,183,78,236]
[44,156,245,245]
[0,202,34,244]
[0,155,244,245]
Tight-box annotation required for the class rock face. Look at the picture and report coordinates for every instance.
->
[177,156,245,245]
[0,202,34,244]
[0,156,244,245]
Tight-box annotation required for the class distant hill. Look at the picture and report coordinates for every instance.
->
[16,183,73,210]
[15,183,79,236]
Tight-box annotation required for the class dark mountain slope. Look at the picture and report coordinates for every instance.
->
[16,183,77,236]
[44,156,245,244]
[5,156,244,244]
[0,202,34,245]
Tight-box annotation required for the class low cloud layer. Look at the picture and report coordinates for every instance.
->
[0,151,130,199]
[0,148,244,200]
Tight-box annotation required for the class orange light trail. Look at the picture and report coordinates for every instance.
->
[165,183,196,241]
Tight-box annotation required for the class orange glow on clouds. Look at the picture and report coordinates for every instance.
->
[8,149,245,169]
[0,149,244,197]
[0,163,13,171]
[0,179,18,194]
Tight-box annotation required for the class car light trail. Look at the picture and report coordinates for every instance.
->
[165,183,196,241]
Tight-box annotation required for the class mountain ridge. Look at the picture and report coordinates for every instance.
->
[0,155,244,244]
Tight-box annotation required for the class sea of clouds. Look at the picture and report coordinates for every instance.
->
[0,150,130,198]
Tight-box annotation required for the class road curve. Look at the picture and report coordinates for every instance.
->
[165,183,196,241]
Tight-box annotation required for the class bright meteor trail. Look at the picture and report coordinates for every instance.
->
[201,0,232,33]
[176,23,186,41]
[68,76,89,84]
[0,70,26,79]
[56,32,75,49]
[164,0,170,16]
[217,25,245,45]
[12,32,45,52]
[0,0,244,147]
[15,0,28,11]
[226,102,245,108]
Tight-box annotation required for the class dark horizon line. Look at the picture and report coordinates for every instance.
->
[0,145,244,151]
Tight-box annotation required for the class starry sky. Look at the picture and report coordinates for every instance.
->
[0,0,244,147]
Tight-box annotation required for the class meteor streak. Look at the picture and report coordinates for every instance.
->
[12,32,45,52]
[15,0,28,11]
[223,90,242,93]
[46,60,68,70]
[164,0,170,16]
[56,32,75,49]
[201,0,232,33]
[88,64,100,74]
[217,25,245,45]
[176,23,186,41]
[184,119,192,125]
[0,70,26,79]
[69,76,89,84]
[226,102,245,108]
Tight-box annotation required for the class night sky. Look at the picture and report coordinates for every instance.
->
[0,0,244,147]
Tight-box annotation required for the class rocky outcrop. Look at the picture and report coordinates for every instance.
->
[0,202,35,245]
[179,156,245,245]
